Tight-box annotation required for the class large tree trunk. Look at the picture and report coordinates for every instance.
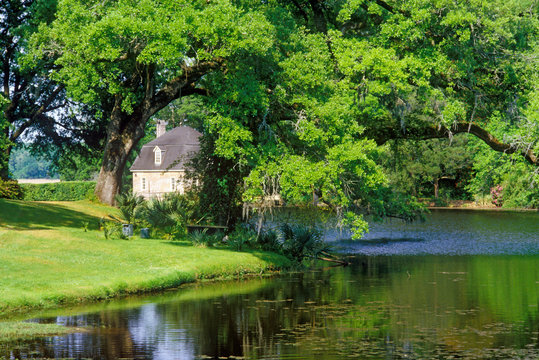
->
[95,99,147,205]
[94,139,133,205]
[94,61,223,205]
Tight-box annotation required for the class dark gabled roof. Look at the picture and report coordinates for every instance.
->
[129,126,202,172]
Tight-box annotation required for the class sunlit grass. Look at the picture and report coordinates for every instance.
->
[0,321,78,343]
[0,199,290,316]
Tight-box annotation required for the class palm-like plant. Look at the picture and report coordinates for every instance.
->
[281,224,329,263]
[140,193,194,238]
[257,229,281,252]
[112,192,145,225]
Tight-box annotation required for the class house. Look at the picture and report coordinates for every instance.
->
[130,122,201,199]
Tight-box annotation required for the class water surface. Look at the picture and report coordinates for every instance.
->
[3,209,539,359]
[339,209,539,255]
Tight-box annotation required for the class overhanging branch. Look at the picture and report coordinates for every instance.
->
[370,122,538,166]
[146,58,224,117]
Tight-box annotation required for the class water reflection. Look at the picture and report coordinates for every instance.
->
[4,256,539,359]
[3,210,539,359]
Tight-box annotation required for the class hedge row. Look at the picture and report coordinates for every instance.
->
[20,181,96,201]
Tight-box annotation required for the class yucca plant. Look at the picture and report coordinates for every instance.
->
[111,192,145,225]
[257,229,281,252]
[189,229,208,247]
[280,224,329,263]
[102,220,126,240]
[188,230,223,248]
[227,226,257,251]
[139,193,194,239]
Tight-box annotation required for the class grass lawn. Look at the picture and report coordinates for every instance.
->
[0,321,79,343]
[0,199,290,318]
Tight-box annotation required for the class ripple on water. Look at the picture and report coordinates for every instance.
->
[331,209,539,256]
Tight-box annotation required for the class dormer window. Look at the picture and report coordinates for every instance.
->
[153,146,162,165]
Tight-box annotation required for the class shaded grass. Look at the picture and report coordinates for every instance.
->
[0,199,117,230]
[0,199,290,317]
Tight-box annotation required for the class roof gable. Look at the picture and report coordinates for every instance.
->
[130,126,201,172]
[145,126,201,147]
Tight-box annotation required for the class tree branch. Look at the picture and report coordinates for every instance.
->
[308,0,328,34]
[373,0,395,14]
[9,85,64,142]
[290,0,309,23]
[370,122,538,166]
[146,59,224,117]
[2,38,15,97]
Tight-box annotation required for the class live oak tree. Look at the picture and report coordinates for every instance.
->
[201,2,425,233]
[27,0,539,233]
[280,0,538,165]
[29,0,275,204]
[0,0,63,179]
[237,0,538,234]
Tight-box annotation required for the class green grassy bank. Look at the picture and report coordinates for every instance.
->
[0,199,290,319]
[0,321,78,343]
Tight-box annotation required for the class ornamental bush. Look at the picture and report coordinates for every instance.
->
[0,179,24,199]
[20,181,96,201]
[490,185,503,207]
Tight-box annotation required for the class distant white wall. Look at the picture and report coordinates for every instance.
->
[17,179,61,184]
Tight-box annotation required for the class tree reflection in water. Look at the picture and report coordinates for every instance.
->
[4,210,539,359]
[4,254,539,359]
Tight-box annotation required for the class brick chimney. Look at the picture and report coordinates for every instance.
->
[156,120,168,138]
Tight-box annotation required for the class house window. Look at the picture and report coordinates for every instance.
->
[141,177,147,191]
[171,177,176,191]
[155,149,162,165]
[176,176,184,195]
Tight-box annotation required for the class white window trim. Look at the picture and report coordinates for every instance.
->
[153,146,162,165]
[171,177,176,191]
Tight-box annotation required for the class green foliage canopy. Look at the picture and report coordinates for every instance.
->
[1,0,64,179]
[28,0,274,113]
[27,0,279,204]
[8,147,53,179]
[25,0,539,231]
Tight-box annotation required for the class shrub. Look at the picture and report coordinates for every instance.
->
[101,221,127,240]
[112,192,145,225]
[257,229,282,252]
[490,185,503,207]
[0,179,23,199]
[20,181,95,201]
[139,193,195,240]
[188,229,223,248]
[281,224,329,263]
[227,226,257,251]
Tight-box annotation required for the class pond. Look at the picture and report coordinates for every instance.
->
[3,209,539,359]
